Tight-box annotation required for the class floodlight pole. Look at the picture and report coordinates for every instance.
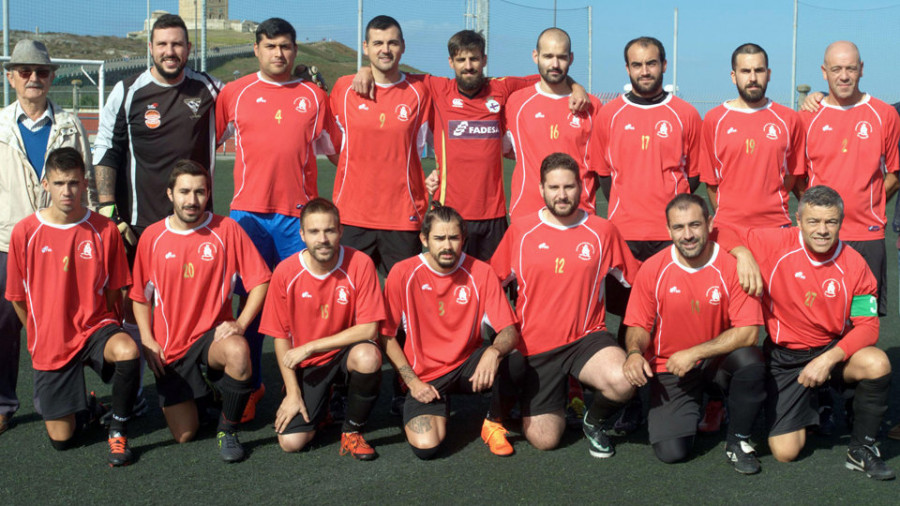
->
[791,0,798,109]
[357,0,363,70]
[3,0,8,106]
[201,0,207,72]
[146,0,151,70]
[672,8,678,97]
[588,6,592,94]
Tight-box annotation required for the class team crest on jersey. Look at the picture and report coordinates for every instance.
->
[855,121,872,139]
[485,98,500,114]
[144,104,161,129]
[335,286,350,305]
[78,240,94,259]
[452,98,464,109]
[198,242,217,261]
[395,104,411,121]
[183,97,202,119]
[763,123,781,140]
[454,286,470,305]
[294,97,309,113]
[706,286,722,305]
[567,113,582,128]
[655,120,672,138]
[822,278,840,298]
[576,242,596,261]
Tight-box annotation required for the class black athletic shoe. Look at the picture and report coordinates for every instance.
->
[846,445,895,480]
[107,430,134,467]
[583,413,614,458]
[725,440,761,475]
[815,405,835,437]
[606,399,642,437]
[217,431,246,463]
[389,395,405,417]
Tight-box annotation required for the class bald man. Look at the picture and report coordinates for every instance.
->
[798,41,899,319]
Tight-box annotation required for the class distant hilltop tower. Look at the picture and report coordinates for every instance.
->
[180,0,229,23]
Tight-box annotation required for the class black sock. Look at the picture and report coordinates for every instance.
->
[488,351,525,422]
[850,373,891,449]
[342,370,381,433]
[217,374,253,433]
[110,358,140,433]
[725,361,766,445]
[586,393,625,427]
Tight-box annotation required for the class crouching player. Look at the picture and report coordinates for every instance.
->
[382,206,521,459]
[622,194,766,474]
[130,160,270,462]
[6,147,140,466]
[260,198,385,460]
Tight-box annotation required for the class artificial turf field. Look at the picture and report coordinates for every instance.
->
[2,156,900,504]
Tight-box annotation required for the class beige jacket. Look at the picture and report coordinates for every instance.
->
[0,100,95,252]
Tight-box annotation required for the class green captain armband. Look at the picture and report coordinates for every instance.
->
[850,295,878,317]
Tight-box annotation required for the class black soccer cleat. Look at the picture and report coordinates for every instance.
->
[846,445,895,480]
[725,440,760,475]
[583,413,615,458]
[217,431,246,463]
[107,430,134,467]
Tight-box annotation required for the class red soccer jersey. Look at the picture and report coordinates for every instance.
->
[623,243,763,373]
[130,213,271,363]
[216,73,333,217]
[382,253,516,383]
[801,95,900,240]
[429,74,536,220]
[504,84,601,220]
[718,225,878,358]
[6,211,131,371]
[330,73,432,231]
[595,94,702,241]
[701,100,805,229]
[259,246,385,369]
[491,210,640,356]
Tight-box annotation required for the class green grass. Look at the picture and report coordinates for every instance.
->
[1,157,900,504]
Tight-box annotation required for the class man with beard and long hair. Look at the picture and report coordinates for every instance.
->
[93,14,223,418]
[622,193,766,474]
[503,28,602,221]
[260,198,385,461]
[700,43,805,230]
[593,36,703,436]
[130,160,270,463]
[491,153,639,456]
[382,205,521,459]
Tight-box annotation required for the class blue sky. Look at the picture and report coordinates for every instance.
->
[13,0,900,113]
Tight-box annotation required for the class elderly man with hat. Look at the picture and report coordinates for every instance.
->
[0,39,94,435]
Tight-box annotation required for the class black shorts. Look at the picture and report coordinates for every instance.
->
[844,239,887,317]
[764,338,847,437]
[33,324,123,421]
[606,240,671,316]
[402,347,487,425]
[154,329,220,407]
[464,217,508,262]
[647,356,730,445]
[521,332,617,417]
[341,225,420,275]
[281,341,376,434]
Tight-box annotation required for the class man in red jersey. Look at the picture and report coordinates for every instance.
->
[623,193,765,474]
[382,205,521,459]
[330,15,431,276]
[216,17,337,422]
[6,147,140,466]
[701,43,805,230]
[131,160,270,463]
[797,41,899,318]
[594,36,703,435]
[719,185,894,480]
[352,29,588,260]
[504,28,601,222]
[491,152,639,456]
[261,198,384,461]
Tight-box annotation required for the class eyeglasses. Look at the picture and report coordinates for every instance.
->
[14,67,52,79]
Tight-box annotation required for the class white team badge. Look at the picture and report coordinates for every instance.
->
[567,113,582,128]
[855,121,872,140]
[452,98,464,108]
[706,286,722,305]
[395,104,411,121]
[294,97,309,113]
[78,240,94,259]
[763,123,781,140]
[576,242,596,261]
[336,286,349,305]
[184,97,202,119]
[822,278,840,298]
[655,120,672,138]
[454,286,470,305]
[198,242,217,261]
[485,98,500,113]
